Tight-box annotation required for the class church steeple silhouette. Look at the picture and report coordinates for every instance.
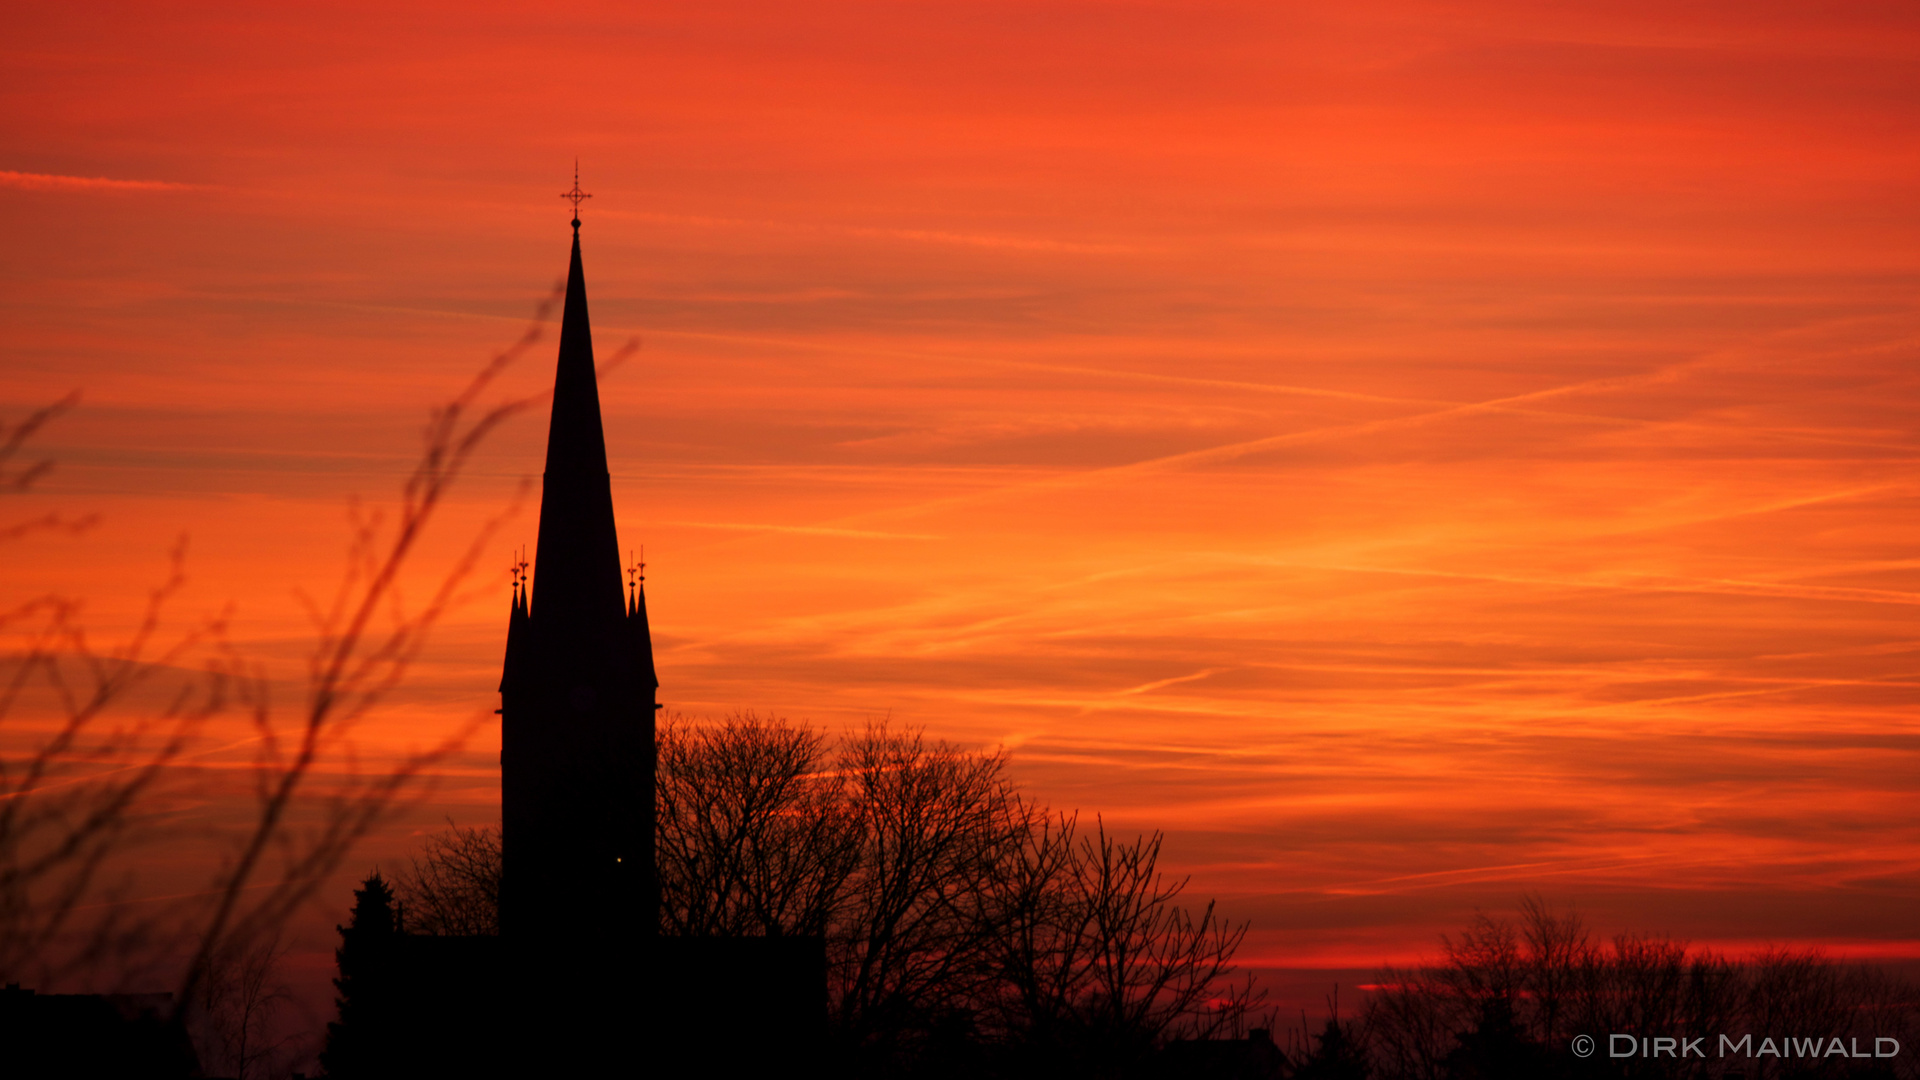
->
[498,197,656,1064]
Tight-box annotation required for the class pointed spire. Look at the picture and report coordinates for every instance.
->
[527,213,626,632]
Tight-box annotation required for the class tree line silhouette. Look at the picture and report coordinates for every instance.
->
[383,711,1266,1078]
[376,730,1920,1079]
[1346,898,1918,1080]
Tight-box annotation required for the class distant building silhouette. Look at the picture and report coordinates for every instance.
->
[496,205,656,1072]
[0,982,199,1079]
[327,208,823,1078]
[321,873,504,1079]
[1163,1027,1286,1080]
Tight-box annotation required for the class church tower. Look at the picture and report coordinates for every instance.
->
[498,200,657,1045]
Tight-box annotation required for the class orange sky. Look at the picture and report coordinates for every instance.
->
[6,0,1920,1004]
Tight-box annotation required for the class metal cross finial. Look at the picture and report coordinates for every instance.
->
[561,161,592,225]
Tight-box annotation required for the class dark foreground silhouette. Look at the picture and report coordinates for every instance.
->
[0,982,199,1079]
[326,715,1260,1079]
[320,875,1920,1080]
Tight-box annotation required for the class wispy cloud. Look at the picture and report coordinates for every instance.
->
[667,520,941,541]
[0,170,198,192]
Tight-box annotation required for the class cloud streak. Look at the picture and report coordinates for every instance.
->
[0,170,198,192]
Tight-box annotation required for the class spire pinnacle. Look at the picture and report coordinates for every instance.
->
[627,547,646,615]
[561,160,591,230]
[509,546,530,608]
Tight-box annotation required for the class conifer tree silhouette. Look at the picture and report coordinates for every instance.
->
[1294,994,1370,1080]
[320,874,402,1079]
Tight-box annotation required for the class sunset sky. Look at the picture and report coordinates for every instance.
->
[6,0,1920,1009]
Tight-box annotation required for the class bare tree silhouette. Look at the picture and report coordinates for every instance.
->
[1362,897,1920,1080]
[829,722,1031,1055]
[1,398,226,990]
[656,711,861,938]
[391,821,502,937]
[981,814,1261,1063]
[193,933,294,1080]
[644,713,1265,1073]
[170,305,551,1017]
[1,286,567,1066]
